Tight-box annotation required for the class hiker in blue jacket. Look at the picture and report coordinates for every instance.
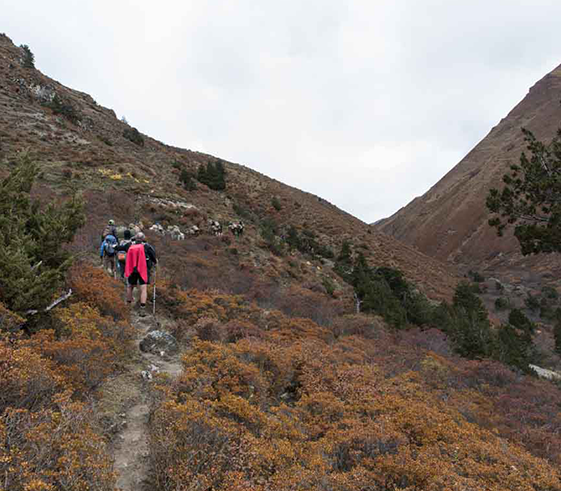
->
[100,233,118,276]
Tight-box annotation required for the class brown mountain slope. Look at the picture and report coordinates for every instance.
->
[4,34,561,491]
[0,33,458,300]
[377,63,561,279]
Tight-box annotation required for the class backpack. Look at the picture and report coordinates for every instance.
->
[144,243,156,270]
[117,239,131,262]
[104,235,117,257]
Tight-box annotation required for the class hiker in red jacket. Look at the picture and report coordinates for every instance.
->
[124,232,157,317]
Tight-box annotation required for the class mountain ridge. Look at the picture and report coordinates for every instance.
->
[0,32,458,300]
[376,62,561,282]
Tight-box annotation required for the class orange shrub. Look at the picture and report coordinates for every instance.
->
[223,319,264,343]
[273,285,348,327]
[150,399,238,491]
[22,303,134,394]
[193,316,224,342]
[0,401,115,491]
[176,340,268,403]
[156,281,256,324]
[233,339,295,398]
[150,312,561,491]
[329,313,385,339]
[0,341,66,412]
[69,262,129,321]
[270,317,333,343]
[54,302,134,361]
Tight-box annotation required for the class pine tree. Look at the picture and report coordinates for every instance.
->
[334,240,353,282]
[197,164,207,184]
[285,226,301,251]
[508,308,535,335]
[0,153,85,322]
[20,44,35,68]
[179,168,196,191]
[487,127,561,255]
[554,309,561,356]
[496,324,533,371]
[450,282,495,359]
[196,160,226,190]
[214,160,226,189]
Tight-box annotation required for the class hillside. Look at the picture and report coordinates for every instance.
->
[376,62,561,284]
[0,33,458,302]
[2,34,561,491]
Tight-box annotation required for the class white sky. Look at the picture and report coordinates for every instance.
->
[4,1,561,223]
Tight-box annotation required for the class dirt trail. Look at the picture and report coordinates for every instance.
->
[102,312,183,491]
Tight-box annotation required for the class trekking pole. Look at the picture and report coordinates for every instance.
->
[152,267,157,315]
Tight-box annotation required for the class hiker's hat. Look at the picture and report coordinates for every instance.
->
[135,232,146,242]
[108,219,115,225]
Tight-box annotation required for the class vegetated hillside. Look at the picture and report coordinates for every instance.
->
[377,62,561,284]
[3,33,561,491]
[0,33,457,302]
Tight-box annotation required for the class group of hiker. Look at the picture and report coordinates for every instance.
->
[99,216,244,316]
[100,220,157,317]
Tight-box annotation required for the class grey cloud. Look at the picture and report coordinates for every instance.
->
[4,1,561,223]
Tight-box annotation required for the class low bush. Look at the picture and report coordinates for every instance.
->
[123,127,144,146]
[45,94,81,124]
[284,226,334,259]
[467,269,485,282]
[260,218,285,256]
[0,304,124,489]
[179,168,197,190]
[0,341,64,412]
[542,285,559,300]
[271,196,282,211]
[22,302,133,393]
[149,310,561,491]
[69,262,129,321]
[232,201,254,221]
[0,402,115,491]
[494,296,509,310]
[274,285,347,327]
[525,292,540,312]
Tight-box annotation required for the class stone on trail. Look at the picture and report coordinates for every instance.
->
[139,330,179,355]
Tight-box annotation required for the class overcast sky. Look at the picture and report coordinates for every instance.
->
[4,1,561,223]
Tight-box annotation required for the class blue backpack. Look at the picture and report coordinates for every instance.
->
[103,235,117,257]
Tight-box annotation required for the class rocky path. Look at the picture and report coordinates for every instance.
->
[101,312,182,491]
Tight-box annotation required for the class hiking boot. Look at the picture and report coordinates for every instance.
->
[139,305,147,317]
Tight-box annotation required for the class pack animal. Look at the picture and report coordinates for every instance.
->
[167,225,185,241]
[209,219,223,236]
[228,221,244,237]
[187,225,201,236]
